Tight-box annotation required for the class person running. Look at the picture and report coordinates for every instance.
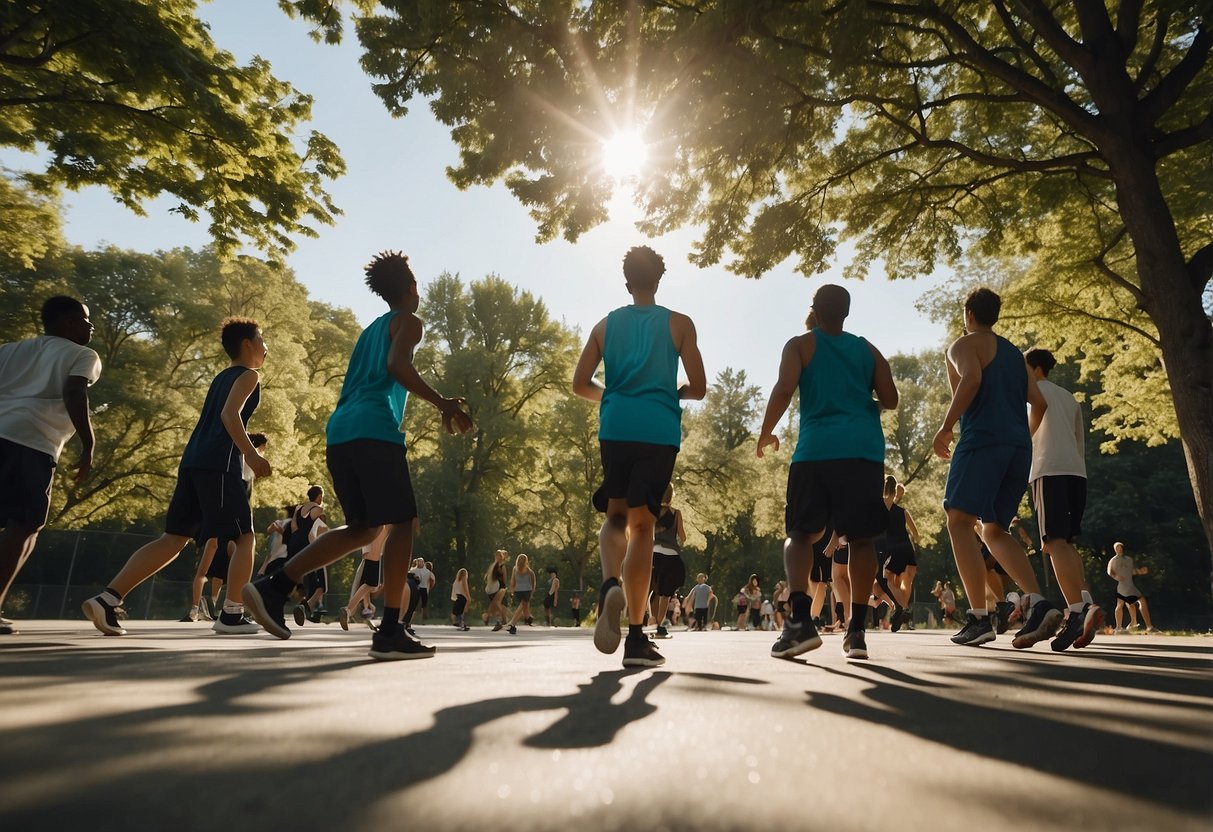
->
[543,566,560,627]
[84,318,270,636]
[932,287,1061,648]
[288,486,326,625]
[450,567,471,630]
[686,573,714,631]
[650,483,687,640]
[1107,542,1158,633]
[411,557,434,622]
[485,549,509,630]
[758,285,898,660]
[733,585,750,631]
[887,483,920,629]
[180,534,233,623]
[504,553,535,635]
[570,591,582,627]
[772,580,788,630]
[258,506,293,577]
[1023,348,1105,649]
[572,245,707,668]
[0,296,101,635]
[743,575,763,631]
[340,526,387,630]
[241,250,473,660]
[880,476,917,631]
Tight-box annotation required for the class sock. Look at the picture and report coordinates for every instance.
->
[380,607,401,636]
[1069,602,1086,613]
[1026,592,1045,609]
[1081,589,1094,605]
[969,608,988,617]
[627,624,644,640]
[789,591,811,621]
[223,600,243,614]
[849,603,869,631]
[103,587,122,604]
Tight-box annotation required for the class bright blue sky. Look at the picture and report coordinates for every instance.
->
[18,0,953,398]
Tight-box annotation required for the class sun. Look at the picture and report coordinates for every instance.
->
[601,130,649,181]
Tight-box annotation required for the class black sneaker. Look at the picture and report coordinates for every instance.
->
[594,579,625,655]
[508,624,517,634]
[241,577,291,640]
[1012,599,1064,649]
[994,601,1015,635]
[212,611,260,634]
[842,629,868,659]
[951,613,995,646]
[308,607,325,624]
[368,628,436,661]
[890,607,904,633]
[1050,606,1088,652]
[622,635,665,667]
[654,625,671,639]
[770,618,823,659]
[82,593,127,636]
[293,602,309,627]
[0,618,16,635]
[179,608,197,623]
[339,607,350,631]
[1072,604,1104,649]
[492,622,504,632]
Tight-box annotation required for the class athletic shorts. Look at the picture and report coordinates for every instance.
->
[883,541,915,575]
[736,604,748,616]
[515,589,533,603]
[1031,475,1086,542]
[165,467,253,540]
[360,559,381,587]
[944,442,1031,529]
[594,440,678,517]
[785,459,887,540]
[543,593,555,609]
[694,607,708,628]
[651,552,687,597]
[326,439,417,528]
[452,595,468,616]
[0,437,55,529]
[1116,592,1140,604]
[418,588,429,607]
[303,567,327,596]
[204,538,234,581]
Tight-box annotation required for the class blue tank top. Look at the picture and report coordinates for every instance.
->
[956,335,1030,451]
[180,365,260,473]
[598,305,681,448]
[326,310,409,447]
[515,570,533,592]
[792,330,884,463]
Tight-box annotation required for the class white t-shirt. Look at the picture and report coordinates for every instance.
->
[1029,379,1086,482]
[1109,553,1139,596]
[0,335,102,459]
[412,566,433,590]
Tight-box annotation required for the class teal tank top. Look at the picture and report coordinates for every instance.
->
[956,335,1030,451]
[598,305,682,448]
[326,310,409,447]
[791,329,884,463]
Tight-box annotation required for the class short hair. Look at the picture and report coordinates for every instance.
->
[1024,348,1057,376]
[41,296,85,331]
[964,287,1001,327]
[364,250,416,302]
[547,566,557,574]
[696,573,707,582]
[248,432,268,448]
[811,284,850,323]
[622,246,665,291]
[220,317,260,359]
[884,475,897,497]
[306,485,323,501]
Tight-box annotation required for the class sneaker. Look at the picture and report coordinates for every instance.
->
[594,579,625,655]
[308,607,325,624]
[179,608,198,623]
[492,622,504,632]
[1050,607,1087,652]
[241,577,291,640]
[339,607,350,631]
[1146,626,1160,634]
[994,601,1015,635]
[360,607,376,620]
[770,618,823,659]
[508,624,517,634]
[1114,627,1127,634]
[198,597,214,622]
[83,594,127,636]
[293,602,309,627]
[654,625,672,640]
[368,628,436,661]
[842,629,868,659]
[213,611,260,634]
[622,634,666,667]
[890,607,904,633]
[1072,604,1104,649]
[1012,599,1064,649]
[0,619,16,635]
[951,613,996,647]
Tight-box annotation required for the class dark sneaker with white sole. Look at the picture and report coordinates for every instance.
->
[842,629,868,659]
[293,602,309,627]
[770,618,823,659]
[951,613,996,646]
[1072,604,1104,649]
[1012,599,1064,649]
[994,601,1015,635]
[241,577,291,640]
[212,611,260,634]
[82,593,127,636]
[654,625,672,639]
[622,634,665,667]
[594,579,625,655]
[368,628,436,661]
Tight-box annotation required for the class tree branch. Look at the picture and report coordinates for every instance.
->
[1153,108,1213,158]
[990,0,1058,84]
[0,29,94,68]
[1116,0,1144,54]
[1141,22,1212,124]
[1133,11,1169,92]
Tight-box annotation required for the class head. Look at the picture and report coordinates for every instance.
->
[456,567,468,581]
[220,317,267,367]
[248,432,268,451]
[425,561,433,570]
[515,553,529,570]
[748,573,759,588]
[622,246,665,295]
[41,296,93,345]
[696,573,706,584]
[495,549,508,563]
[810,284,850,329]
[547,566,557,576]
[365,250,419,311]
[963,287,1001,332]
[1114,541,1125,555]
[1024,347,1057,380]
[883,474,897,499]
[306,486,323,503]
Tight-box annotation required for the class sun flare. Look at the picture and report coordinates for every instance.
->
[601,130,649,181]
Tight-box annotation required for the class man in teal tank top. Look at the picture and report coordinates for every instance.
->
[243,250,473,661]
[933,287,1061,649]
[573,246,706,668]
[757,284,899,661]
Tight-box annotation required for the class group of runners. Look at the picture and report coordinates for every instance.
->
[0,244,1148,665]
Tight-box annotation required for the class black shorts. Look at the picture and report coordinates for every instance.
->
[165,467,253,540]
[785,459,887,540]
[515,589,533,603]
[832,546,849,566]
[651,553,687,597]
[326,439,417,528]
[418,588,430,607]
[543,593,556,609]
[452,595,468,616]
[360,559,381,587]
[1031,475,1086,543]
[0,437,55,529]
[883,541,915,575]
[594,440,678,517]
[303,567,327,596]
[1116,592,1141,604]
[205,538,234,581]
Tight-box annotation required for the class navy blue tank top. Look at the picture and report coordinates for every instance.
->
[180,366,260,473]
[956,335,1030,451]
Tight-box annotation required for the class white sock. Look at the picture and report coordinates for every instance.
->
[969,608,988,618]
[1068,602,1085,613]
[100,591,121,605]
[1081,590,1094,605]
[223,600,243,614]
[1026,593,1045,608]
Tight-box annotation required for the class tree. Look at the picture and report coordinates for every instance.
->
[325,1,1213,567]
[0,1,344,260]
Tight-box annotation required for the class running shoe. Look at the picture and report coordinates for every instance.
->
[622,634,665,667]
[594,578,625,655]
[308,606,325,624]
[179,608,198,623]
[492,622,504,632]
[198,597,214,622]
[1012,599,1064,649]
[1146,626,1160,634]
[654,625,672,639]
[82,593,126,636]
[770,617,823,659]
[0,618,16,635]
[293,602,309,627]
[890,607,904,633]
[842,629,868,659]
[994,601,1015,635]
[1114,627,1127,634]
[339,607,350,631]
[241,577,291,640]
[360,607,376,620]
[1072,604,1104,649]
[951,613,995,647]
[508,624,517,634]
[213,611,260,635]
[1050,607,1085,651]
[368,628,436,661]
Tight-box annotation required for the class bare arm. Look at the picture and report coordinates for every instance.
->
[1025,361,1048,436]
[867,341,899,410]
[221,370,270,479]
[388,313,473,434]
[672,312,707,401]
[572,319,607,402]
[904,510,920,545]
[62,375,95,483]
[674,509,686,546]
[933,338,982,459]
[757,335,810,458]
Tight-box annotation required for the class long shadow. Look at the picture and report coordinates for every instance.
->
[806,664,1213,816]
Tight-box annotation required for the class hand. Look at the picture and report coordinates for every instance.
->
[72,447,94,484]
[246,449,272,478]
[932,426,954,459]
[440,397,474,435]
[756,433,779,458]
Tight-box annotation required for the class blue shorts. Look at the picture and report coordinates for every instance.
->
[943,443,1030,529]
